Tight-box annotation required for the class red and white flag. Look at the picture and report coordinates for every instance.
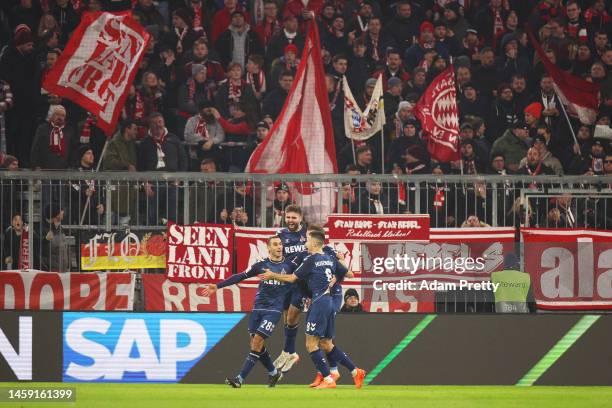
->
[415,65,460,163]
[43,11,150,136]
[245,21,337,224]
[528,30,600,125]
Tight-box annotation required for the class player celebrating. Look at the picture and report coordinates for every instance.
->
[274,205,308,373]
[301,225,359,387]
[203,235,293,388]
[263,229,366,389]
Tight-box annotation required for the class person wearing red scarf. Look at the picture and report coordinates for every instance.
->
[211,0,252,44]
[254,0,282,48]
[282,0,324,35]
[31,105,76,170]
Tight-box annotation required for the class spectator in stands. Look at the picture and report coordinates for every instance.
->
[385,0,419,54]
[570,137,610,175]
[475,0,508,47]
[443,2,469,40]
[31,105,76,170]
[3,214,25,270]
[262,70,293,120]
[460,140,485,175]
[215,10,263,69]
[490,120,530,172]
[363,16,395,66]
[41,202,70,272]
[472,47,498,99]
[524,102,543,138]
[323,14,349,58]
[209,102,256,172]
[401,143,431,175]
[373,48,409,91]
[462,215,490,228]
[266,14,304,65]
[547,195,580,228]
[354,145,373,174]
[488,83,519,143]
[388,119,422,171]
[269,44,299,89]
[354,180,389,214]
[214,62,257,117]
[254,0,281,47]
[189,158,222,223]
[102,121,138,225]
[51,0,80,45]
[346,38,375,97]
[138,72,166,125]
[184,101,225,170]
[340,288,363,313]
[182,39,225,84]
[71,145,105,225]
[138,113,187,224]
[282,0,322,35]
[266,183,292,227]
[519,134,563,175]
[245,54,266,100]
[177,63,215,130]
[459,83,488,122]
[211,0,252,44]
[516,147,555,176]
[535,74,562,130]
[0,25,37,166]
[404,22,449,74]
[163,8,201,58]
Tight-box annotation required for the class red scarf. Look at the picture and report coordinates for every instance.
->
[195,115,209,139]
[370,36,379,61]
[153,129,168,150]
[228,80,244,102]
[263,19,281,45]
[80,116,94,144]
[134,91,145,120]
[192,2,204,31]
[433,188,445,210]
[493,9,504,48]
[18,226,28,270]
[175,27,188,54]
[527,162,542,189]
[398,182,406,206]
[49,122,66,158]
[246,71,266,93]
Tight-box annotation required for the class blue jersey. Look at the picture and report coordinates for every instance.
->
[277,224,307,262]
[217,257,294,312]
[294,252,339,301]
[293,246,349,297]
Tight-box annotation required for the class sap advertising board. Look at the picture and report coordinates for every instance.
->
[62,313,244,382]
[0,312,244,382]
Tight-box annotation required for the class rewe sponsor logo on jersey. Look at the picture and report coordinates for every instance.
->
[62,312,243,382]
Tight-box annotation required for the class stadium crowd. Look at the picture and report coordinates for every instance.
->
[0,0,610,238]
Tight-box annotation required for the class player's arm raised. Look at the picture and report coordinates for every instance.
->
[262,269,298,283]
[203,267,259,296]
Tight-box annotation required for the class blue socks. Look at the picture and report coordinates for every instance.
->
[259,347,277,375]
[327,346,356,372]
[309,349,330,378]
[326,351,338,372]
[284,324,298,354]
[238,350,260,381]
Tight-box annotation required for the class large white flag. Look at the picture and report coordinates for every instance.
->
[343,75,386,141]
[245,21,337,225]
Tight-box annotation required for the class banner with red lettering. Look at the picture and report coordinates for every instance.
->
[0,271,135,310]
[42,11,150,135]
[231,226,515,312]
[521,228,612,310]
[142,274,257,312]
[141,274,432,312]
[327,214,430,242]
[18,227,29,270]
[166,222,234,283]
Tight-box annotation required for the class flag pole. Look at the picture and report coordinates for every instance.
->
[79,137,110,226]
[556,92,582,156]
[380,130,385,174]
[351,137,357,165]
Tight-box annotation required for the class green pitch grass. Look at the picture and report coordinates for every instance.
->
[3,383,611,408]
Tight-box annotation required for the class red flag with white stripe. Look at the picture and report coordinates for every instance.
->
[245,21,337,224]
[528,29,600,125]
[414,65,460,163]
[43,11,150,136]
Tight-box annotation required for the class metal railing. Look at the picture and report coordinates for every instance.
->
[0,171,611,272]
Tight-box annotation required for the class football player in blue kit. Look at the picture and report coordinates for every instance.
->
[263,229,365,389]
[203,235,294,388]
[273,205,308,373]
